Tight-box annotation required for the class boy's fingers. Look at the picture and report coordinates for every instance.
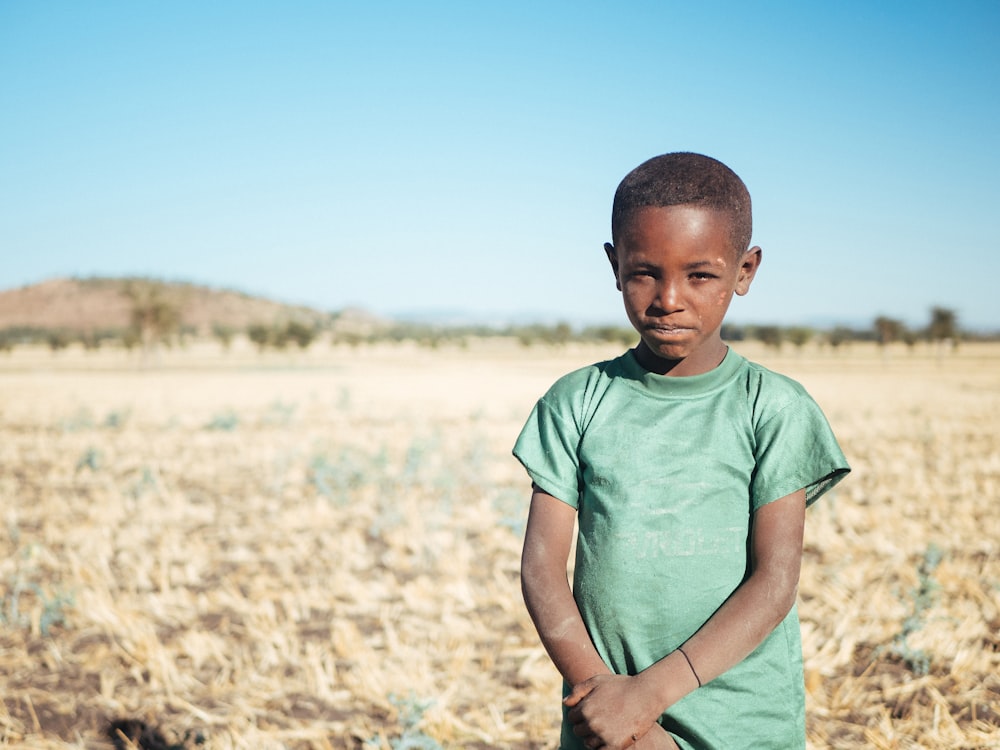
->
[563,677,598,707]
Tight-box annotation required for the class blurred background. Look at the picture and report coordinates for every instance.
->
[2,0,998,344]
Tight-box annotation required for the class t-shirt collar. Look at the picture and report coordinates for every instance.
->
[622,346,743,397]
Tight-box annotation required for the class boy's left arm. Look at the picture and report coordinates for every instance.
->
[565,488,806,750]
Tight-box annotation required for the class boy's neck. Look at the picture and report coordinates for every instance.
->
[633,340,729,377]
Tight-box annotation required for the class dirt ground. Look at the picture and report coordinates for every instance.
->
[1,339,998,748]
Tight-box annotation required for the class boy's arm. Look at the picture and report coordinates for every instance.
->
[522,488,682,750]
[521,488,611,685]
[565,488,807,749]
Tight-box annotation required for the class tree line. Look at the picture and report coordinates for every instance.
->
[719,307,966,352]
[0,303,988,355]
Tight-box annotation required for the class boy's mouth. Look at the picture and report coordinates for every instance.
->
[645,324,694,335]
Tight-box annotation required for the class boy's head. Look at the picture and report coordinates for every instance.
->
[611,152,752,256]
[605,152,761,376]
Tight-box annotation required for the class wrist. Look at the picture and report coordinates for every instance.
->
[633,666,672,722]
[676,645,702,688]
[641,649,702,712]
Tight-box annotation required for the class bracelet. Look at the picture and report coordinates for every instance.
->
[677,646,702,687]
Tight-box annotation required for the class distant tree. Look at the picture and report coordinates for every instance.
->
[754,325,783,350]
[513,323,574,347]
[126,282,180,358]
[516,327,536,347]
[121,328,141,352]
[874,316,905,348]
[47,329,71,353]
[827,326,853,351]
[212,324,236,351]
[283,321,316,349]
[336,331,365,348]
[0,331,14,354]
[785,327,814,351]
[247,324,271,352]
[552,322,573,346]
[927,307,958,347]
[80,330,101,352]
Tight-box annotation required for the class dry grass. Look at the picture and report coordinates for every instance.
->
[1,340,997,749]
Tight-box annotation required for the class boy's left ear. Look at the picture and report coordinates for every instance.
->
[735,246,762,296]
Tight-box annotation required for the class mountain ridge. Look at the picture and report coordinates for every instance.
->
[0,276,383,334]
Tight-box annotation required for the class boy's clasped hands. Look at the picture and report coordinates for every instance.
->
[564,673,680,750]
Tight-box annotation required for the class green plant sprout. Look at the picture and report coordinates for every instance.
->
[889,543,944,675]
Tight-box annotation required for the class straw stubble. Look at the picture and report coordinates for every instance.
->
[1,341,997,748]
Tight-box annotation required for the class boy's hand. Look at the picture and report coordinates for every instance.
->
[564,673,662,749]
[635,724,681,750]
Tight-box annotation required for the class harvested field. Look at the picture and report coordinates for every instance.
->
[1,340,998,749]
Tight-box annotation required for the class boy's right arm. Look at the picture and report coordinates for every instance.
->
[521,489,679,749]
[520,488,611,687]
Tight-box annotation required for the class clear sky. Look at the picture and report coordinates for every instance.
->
[2,1,998,331]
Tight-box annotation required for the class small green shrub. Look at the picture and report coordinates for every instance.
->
[365,693,442,750]
[2,569,74,637]
[103,409,131,429]
[205,411,239,431]
[76,447,103,472]
[889,543,943,675]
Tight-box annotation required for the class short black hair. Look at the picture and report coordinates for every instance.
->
[611,152,752,254]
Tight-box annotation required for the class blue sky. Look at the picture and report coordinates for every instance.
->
[2,1,998,330]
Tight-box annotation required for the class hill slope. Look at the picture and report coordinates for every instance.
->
[0,277,348,334]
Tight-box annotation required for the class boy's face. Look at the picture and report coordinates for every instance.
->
[605,204,761,376]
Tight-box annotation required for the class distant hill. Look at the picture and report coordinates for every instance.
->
[0,277,386,336]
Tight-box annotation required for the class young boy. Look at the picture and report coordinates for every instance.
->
[514,153,849,750]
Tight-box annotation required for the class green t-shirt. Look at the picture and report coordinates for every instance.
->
[513,347,849,750]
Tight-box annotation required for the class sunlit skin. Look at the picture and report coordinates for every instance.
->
[605,204,762,377]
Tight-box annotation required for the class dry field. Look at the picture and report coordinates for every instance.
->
[1,340,998,749]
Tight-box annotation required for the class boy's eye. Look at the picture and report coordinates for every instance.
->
[691,272,717,281]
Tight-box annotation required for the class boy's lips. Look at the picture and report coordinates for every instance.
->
[645,324,694,335]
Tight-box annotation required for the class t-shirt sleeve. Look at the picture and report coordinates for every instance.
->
[512,396,583,509]
[750,392,850,510]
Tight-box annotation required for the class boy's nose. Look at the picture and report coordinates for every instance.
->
[655,278,684,313]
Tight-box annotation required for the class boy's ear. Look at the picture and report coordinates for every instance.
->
[735,246,762,296]
[604,242,622,291]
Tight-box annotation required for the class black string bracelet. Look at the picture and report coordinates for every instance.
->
[677,645,702,687]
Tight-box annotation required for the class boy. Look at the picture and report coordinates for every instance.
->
[514,153,849,750]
